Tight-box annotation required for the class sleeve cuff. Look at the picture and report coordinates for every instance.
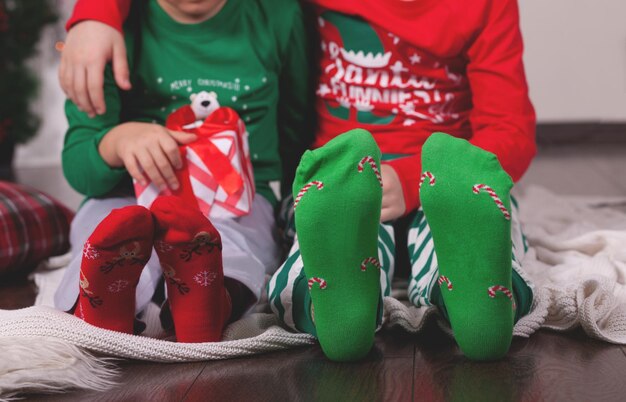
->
[66,0,126,32]
[85,129,127,195]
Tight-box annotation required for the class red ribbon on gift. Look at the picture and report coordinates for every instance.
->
[166,107,245,199]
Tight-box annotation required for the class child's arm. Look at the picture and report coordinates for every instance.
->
[277,4,315,198]
[98,121,196,191]
[66,0,130,33]
[383,0,535,220]
[465,0,536,180]
[59,21,130,118]
[59,0,132,117]
[63,66,126,197]
[63,67,196,197]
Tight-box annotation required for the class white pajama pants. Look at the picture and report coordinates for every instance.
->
[54,196,280,314]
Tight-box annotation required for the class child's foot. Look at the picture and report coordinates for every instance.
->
[75,206,154,333]
[420,133,515,360]
[294,129,383,361]
[151,196,231,343]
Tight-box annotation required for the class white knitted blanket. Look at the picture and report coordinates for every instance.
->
[2,185,626,398]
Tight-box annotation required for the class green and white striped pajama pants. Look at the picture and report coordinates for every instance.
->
[268,198,531,331]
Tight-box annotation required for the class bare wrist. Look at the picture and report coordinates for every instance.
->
[98,123,133,167]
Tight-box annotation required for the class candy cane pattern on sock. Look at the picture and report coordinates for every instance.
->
[419,171,436,190]
[308,277,328,290]
[357,156,383,187]
[437,275,453,290]
[294,181,324,211]
[472,184,511,220]
[360,257,381,272]
[487,285,516,309]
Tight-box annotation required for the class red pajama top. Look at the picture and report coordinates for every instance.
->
[68,0,536,214]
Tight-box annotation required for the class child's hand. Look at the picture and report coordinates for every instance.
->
[59,21,131,118]
[380,164,406,222]
[99,123,198,191]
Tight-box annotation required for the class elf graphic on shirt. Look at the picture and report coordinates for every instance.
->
[318,11,464,128]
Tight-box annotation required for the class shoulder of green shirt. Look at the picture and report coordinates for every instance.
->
[253,0,305,55]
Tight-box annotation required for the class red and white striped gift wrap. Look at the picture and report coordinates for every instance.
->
[134,107,255,219]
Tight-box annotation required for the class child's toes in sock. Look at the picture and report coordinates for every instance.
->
[75,205,154,333]
[151,196,231,343]
[294,129,383,362]
[420,133,515,360]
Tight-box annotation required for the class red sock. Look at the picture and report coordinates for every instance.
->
[151,196,231,343]
[74,205,154,333]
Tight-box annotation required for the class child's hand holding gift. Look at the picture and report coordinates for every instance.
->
[98,122,197,191]
[132,91,255,219]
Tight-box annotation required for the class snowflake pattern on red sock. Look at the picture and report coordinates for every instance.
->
[82,241,101,260]
[74,205,154,334]
[151,196,231,343]
[193,271,218,287]
[107,279,130,293]
[155,240,174,254]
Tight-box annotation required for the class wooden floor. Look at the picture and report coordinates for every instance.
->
[4,142,626,402]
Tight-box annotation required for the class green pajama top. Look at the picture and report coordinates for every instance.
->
[62,0,313,205]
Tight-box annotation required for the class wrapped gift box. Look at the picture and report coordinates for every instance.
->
[134,107,255,219]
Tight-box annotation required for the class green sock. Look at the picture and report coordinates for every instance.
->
[420,133,515,361]
[293,128,382,362]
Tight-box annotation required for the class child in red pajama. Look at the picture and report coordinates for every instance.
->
[54,0,312,342]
